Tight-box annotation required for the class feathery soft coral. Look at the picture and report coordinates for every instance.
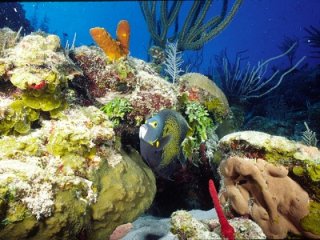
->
[90,20,130,61]
[209,179,235,240]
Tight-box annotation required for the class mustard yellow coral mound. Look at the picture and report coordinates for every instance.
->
[0,106,156,240]
[90,148,156,239]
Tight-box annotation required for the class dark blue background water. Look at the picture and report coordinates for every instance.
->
[21,1,319,74]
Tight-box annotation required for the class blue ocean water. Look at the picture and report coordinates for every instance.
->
[20,0,319,72]
[1,1,320,239]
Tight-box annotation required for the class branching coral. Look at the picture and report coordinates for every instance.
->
[139,0,243,51]
[209,179,235,240]
[90,20,130,61]
[215,43,306,102]
[305,25,320,58]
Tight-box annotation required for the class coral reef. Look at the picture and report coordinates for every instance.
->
[139,0,243,51]
[0,106,156,239]
[71,46,137,98]
[100,97,133,126]
[217,131,320,238]
[0,29,156,239]
[178,73,230,123]
[124,58,178,123]
[0,32,81,135]
[0,28,20,57]
[170,210,266,239]
[90,20,130,61]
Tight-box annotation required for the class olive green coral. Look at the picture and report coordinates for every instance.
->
[0,98,40,135]
[301,201,320,235]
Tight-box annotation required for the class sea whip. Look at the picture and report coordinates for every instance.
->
[208,179,235,240]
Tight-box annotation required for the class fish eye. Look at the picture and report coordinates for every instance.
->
[149,121,158,128]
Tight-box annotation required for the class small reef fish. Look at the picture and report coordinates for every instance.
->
[139,109,189,179]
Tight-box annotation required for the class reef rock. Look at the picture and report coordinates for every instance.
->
[0,32,81,135]
[217,131,320,238]
[0,106,156,240]
[71,46,177,125]
[170,210,266,240]
[178,73,230,123]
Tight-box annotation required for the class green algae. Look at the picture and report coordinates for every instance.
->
[204,98,227,123]
[301,201,320,235]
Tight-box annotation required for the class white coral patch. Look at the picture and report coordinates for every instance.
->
[22,182,54,220]
[107,150,123,168]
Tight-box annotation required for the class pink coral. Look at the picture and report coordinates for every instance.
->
[109,223,133,240]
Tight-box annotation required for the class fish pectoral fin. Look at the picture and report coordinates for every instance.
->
[159,135,171,147]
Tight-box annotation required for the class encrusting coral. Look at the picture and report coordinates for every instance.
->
[71,46,137,98]
[0,32,81,135]
[170,210,266,239]
[0,105,156,240]
[0,28,156,239]
[90,20,130,61]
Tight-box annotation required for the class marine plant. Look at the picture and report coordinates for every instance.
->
[301,122,318,147]
[90,20,130,61]
[278,36,299,68]
[305,25,320,58]
[182,100,214,161]
[100,97,133,126]
[184,101,213,142]
[139,0,243,51]
[215,43,306,102]
[163,41,184,83]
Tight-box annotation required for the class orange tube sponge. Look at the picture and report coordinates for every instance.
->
[90,20,130,61]
[116,20,130,54]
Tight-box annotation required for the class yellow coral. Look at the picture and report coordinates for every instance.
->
[90,20,130,61]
